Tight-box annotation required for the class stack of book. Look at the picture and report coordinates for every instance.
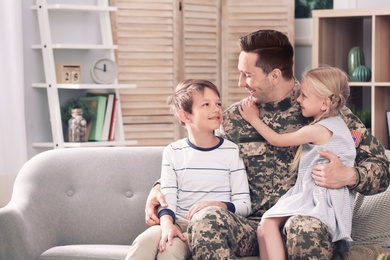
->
[80,93,118,142]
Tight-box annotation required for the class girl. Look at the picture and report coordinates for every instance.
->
[239,66,356,260]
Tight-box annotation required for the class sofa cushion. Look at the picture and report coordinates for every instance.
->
[351,189,390,248]
[350,150,390,250]
[40,244,131,260]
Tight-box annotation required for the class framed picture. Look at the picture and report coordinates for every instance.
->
[386,111,390,148]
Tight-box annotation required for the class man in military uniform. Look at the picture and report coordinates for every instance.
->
[145,30,389,259]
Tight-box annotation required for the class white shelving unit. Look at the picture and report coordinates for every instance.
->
[32,0,137,148]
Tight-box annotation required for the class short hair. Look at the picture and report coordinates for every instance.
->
[239,29,294,80]
[167,79,220,126]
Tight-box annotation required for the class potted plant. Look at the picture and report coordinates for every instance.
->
[352,107,371,130]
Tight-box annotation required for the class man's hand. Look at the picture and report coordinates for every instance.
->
[185,201,227,220]
[145,184,168,226]
[312,150,358,189]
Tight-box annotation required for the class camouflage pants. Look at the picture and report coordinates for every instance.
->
[187,207,336,260]
[284,215,337,260]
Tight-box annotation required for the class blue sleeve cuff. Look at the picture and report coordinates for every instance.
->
[223,202,236,213]
[158,209,176,224]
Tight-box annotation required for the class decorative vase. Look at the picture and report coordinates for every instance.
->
[348,46,365,77]
[68,108,87,142]
[352,65,371,82]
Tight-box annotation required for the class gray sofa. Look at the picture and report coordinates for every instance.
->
[0,147,389,260]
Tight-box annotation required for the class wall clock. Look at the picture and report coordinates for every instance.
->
[91,58,118,84]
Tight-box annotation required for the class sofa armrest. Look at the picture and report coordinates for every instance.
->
[0,205,43,260]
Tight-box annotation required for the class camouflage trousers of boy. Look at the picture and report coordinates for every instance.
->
[187,206,337,260]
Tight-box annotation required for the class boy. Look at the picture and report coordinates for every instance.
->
[125,79,251,260]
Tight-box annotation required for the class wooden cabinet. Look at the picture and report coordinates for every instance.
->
[112,0,295,145]
[312,8,390,149]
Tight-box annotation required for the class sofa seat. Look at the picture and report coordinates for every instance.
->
[40,245,132,260]
[40,244,257,260]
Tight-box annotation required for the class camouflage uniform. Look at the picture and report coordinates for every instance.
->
[187,82,389,259]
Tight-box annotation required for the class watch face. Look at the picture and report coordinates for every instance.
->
[91,58,118,84]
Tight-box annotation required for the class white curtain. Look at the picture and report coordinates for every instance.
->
[0,0,28,207]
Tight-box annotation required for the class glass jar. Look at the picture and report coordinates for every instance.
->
[68,108,87,142]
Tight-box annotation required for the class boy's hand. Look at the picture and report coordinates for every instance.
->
[159,216,186,252]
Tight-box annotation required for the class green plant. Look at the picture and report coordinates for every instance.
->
[377,252,390,260]
[352,108,371,129]
[295,0,333,18]
[61,98,95,124]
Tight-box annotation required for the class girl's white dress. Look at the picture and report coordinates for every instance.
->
[262,116,356,242]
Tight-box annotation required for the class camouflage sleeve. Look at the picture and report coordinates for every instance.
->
[342,107,390,195]
[216,102,242,143]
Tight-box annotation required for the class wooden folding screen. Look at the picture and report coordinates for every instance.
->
[112,0,294,145]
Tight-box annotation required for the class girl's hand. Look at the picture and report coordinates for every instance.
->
[239,98,259,124]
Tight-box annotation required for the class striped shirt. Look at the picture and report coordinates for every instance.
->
[159,137,251,221]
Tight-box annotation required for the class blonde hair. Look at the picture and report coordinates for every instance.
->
[290,66,350,172]
[167,79,220,126]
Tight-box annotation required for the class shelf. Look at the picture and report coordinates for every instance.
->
[31,4,117,12]
[33,140,138,148]
[32,44,117,50]
[349,82,390,87]
[349,82,374,87]
[313,7,390,149]
[32,0,136,150]
[32,83,137,89]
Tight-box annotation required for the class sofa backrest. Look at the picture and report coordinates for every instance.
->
[9,146,164,246]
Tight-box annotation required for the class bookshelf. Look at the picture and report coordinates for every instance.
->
[32,0,137,148]
[312,7,390,149]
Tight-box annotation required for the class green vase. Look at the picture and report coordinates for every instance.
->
[351,65,371,82]
[348,47,365,77]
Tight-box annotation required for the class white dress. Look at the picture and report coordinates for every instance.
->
[262,116,356,242]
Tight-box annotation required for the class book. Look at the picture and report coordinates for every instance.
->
[101,93,115,141]
[80,95,107,141]
[109,98,119,141]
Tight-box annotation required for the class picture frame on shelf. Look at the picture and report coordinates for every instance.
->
[386,111,390,148]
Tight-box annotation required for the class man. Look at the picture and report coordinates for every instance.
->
[145,29,389,259]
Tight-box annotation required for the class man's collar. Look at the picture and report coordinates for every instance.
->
[258,80,300,112]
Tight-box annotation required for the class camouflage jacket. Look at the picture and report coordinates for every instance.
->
[217,82,389,221]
